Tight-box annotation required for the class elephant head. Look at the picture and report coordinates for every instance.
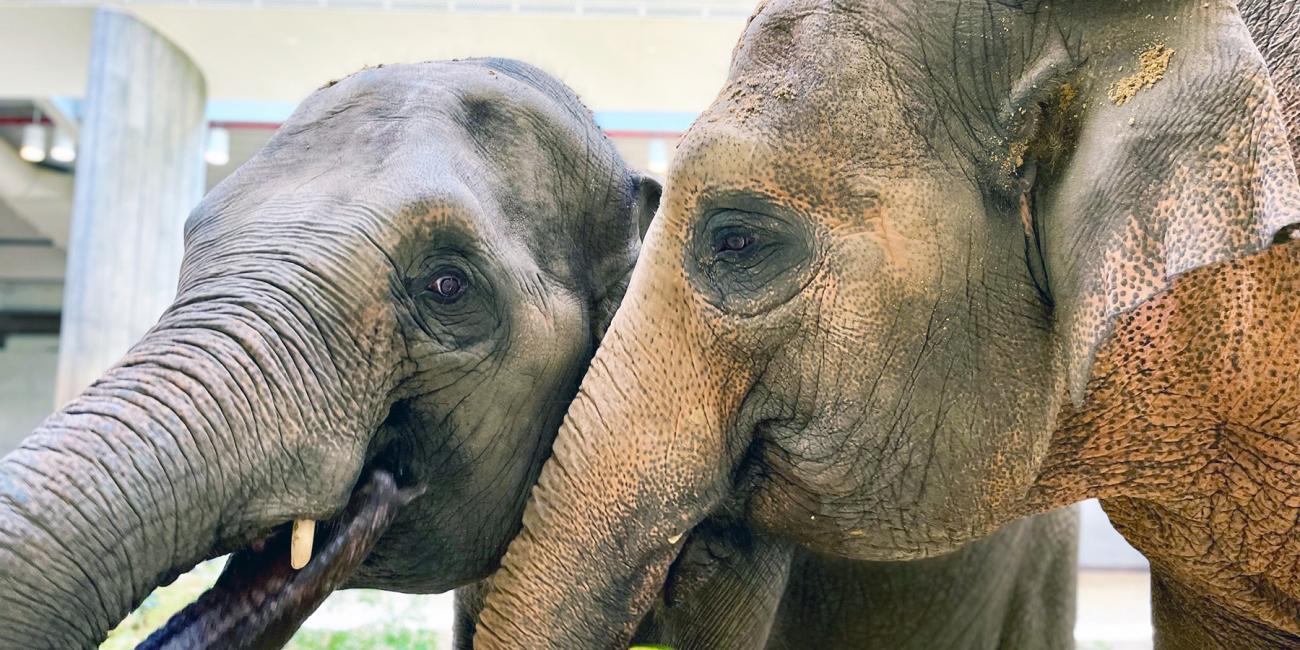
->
[0,58,659,647]
[474,1,1300,646]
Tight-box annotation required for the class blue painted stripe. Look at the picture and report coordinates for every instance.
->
[206,99,302,123]
[49,97,82,120]
[593,111,697,133]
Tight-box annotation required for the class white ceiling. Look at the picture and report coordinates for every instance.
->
[0,7,94,100]
[0,3,750,112]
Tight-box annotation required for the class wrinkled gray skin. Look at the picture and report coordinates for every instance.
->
[0,58,659,648]
[474,1,1300,648]
[1242,0,1299,156]
[767,512,1077,650]
[631,509,1078,650]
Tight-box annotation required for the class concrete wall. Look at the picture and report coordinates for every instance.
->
[55,8,207,405]
[0,334,59,455]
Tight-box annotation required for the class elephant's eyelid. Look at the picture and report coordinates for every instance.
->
[404,255,497,310]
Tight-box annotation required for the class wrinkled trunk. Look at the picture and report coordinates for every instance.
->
[1,363,241,646]
[475,230,752,648]
[0,300,363,648]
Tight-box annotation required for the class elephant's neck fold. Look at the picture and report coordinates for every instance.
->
[1026,240,1300,636]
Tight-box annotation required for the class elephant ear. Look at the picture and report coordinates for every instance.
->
[592,173,662,341]
[1005,3,1300,399]
[634,173,664,240]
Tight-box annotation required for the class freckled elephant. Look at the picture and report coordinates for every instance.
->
[474,1,1300,648]
[0,58,660,648]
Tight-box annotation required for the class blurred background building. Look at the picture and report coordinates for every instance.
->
[0,2,1150,647]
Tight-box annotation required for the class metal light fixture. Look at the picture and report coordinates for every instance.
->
[205,126,230,166]
[19,111,47,163]
[49,128,75,164]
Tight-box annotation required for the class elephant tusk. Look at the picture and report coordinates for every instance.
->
[667,533,683,545]
[291,519,316,569]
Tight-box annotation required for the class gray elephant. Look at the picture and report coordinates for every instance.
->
[1243,0,1298,156]
[627,508,1077,649]
[0,58,660,648]
[473,1,1300,648]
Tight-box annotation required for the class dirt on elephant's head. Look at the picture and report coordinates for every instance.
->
[1108,43,1174,106]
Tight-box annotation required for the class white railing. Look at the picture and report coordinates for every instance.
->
[8,0,758,18]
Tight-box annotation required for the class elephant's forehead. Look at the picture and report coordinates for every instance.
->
[203,63,618,239]
[672,18,951,233]
[690,0,940,183]
[265,82,529,178]
[255,61,603,186]
[287,61,561,133]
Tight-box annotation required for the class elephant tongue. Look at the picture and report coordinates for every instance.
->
[137,470,424,650]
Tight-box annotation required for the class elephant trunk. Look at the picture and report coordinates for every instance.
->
[475,232,753,648]
[0,296,374,647]
[0,354,247,646]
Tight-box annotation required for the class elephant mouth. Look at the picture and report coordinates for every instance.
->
[136,470,424,649]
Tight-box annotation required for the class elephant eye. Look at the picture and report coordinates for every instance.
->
[713,227,758,256]
[689,207,816,316]
[427,268,468,303]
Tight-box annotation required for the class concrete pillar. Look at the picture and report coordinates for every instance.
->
[54,8,206,406]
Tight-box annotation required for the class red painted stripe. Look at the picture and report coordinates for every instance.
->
[0,117,53,126]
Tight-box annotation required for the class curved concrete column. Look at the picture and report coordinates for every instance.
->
[54,8,207,406]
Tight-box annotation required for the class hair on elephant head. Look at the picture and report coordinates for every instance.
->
[473,1,1300,647]
[0,58,660,648]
